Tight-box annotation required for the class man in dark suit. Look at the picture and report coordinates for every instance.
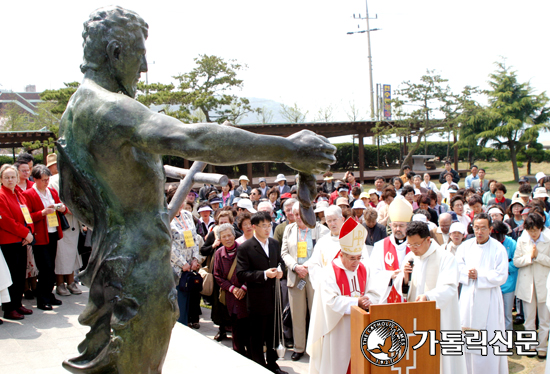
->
[438,160,460,184]
[237,211,287,374]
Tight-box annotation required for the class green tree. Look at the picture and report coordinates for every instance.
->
[137,55,256,124]
[0,102,32,131]
[455,86,488,166]
[40,82,80,115]
[314,105,334,122]
[279,102,308,123]
[255,106,274,124]
[477,61,550,182]
[517,129,546,175]
[377,70,460,174]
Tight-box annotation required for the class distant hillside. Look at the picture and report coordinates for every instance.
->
[150,97,287,124]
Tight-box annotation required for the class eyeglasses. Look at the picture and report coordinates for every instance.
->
[256,224,271,230]
[408,238,427,248]
[473,226,489,232]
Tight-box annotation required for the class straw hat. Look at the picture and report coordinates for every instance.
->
[46,153,57,167]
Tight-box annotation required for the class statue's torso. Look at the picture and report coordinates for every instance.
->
[59,81,167,221]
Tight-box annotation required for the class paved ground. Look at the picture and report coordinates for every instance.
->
[0,286,306,374]
[1,285,547,374]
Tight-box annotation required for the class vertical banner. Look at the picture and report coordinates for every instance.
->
[383,84,391,119]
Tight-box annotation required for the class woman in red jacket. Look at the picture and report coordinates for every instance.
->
[23,165,66,311]
[0,164,34,321]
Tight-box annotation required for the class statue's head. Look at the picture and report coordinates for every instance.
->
[81,6,149,98]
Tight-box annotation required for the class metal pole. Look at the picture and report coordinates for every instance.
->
[365,0,375,120]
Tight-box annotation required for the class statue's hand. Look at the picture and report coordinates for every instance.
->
[286,130,336,174]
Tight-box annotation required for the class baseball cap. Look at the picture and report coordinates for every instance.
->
[258,177,266,183]
[237,198,257,213]
[519,176,529,183]
[449,222,465,234]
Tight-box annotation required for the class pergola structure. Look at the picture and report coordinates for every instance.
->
[0,130,56,161]
[220,121,460,183]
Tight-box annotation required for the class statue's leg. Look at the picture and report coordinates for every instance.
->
[63,228,177,374]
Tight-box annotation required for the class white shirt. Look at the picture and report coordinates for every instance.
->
[33,184,57,233]
[254,233,270,257]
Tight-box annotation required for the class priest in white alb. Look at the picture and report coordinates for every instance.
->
[306,218,380,374]
[402,221,467,374]
[455,212,508,374]
[370,198,413,303]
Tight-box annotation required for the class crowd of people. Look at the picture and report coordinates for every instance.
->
[0,153,89,324]
[168,164,550,374]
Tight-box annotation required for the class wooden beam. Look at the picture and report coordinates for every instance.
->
[43,146,48,163]
[247,163,253,182]
[453,131,459,171]
[358,131,365,184]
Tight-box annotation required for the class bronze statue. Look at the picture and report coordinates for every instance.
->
[57,5,335,374]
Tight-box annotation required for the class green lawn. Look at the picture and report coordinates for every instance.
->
[360,160,548,199]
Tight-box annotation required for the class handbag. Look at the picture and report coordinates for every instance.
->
[59,213,71,231]
[219,257,238,306]
[178,271,203,293]
[199,256,214,296]
[199,267,213,296]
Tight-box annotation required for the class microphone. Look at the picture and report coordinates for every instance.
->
[408,259,414,267]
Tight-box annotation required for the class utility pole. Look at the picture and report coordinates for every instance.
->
[348,1,378,120]
[365,0,375,120]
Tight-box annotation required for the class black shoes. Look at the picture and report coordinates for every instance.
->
[291,352,304,361]
[50,297,62,306]
[37,303,53,311]
[274,369,288,374]
[285,341,294,349]
[214,332,227,342]
[514,315,525,325]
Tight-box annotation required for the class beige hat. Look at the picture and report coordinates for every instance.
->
[388,198,413,223]
[46,153,57,167]
[339,217,366,255]
[336,197,350,207]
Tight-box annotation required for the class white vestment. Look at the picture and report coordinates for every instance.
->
[456,237,508,374]
[546,272,550,374]
[371,235,408,303]
[306,234,370,290]
[306,258,379,374]
[404,241,467,374]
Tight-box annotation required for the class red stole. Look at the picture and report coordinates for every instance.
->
[332,259,366,296]
[383,237,410,303]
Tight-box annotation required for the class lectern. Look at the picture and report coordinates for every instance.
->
[351,301,440,373]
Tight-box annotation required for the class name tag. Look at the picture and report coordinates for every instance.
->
[20,205,33,224]
[47,213,59,228]
[297,241,307,258]
[183,230,195,247]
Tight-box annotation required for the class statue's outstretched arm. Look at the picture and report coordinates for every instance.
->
[125,102,336,174]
